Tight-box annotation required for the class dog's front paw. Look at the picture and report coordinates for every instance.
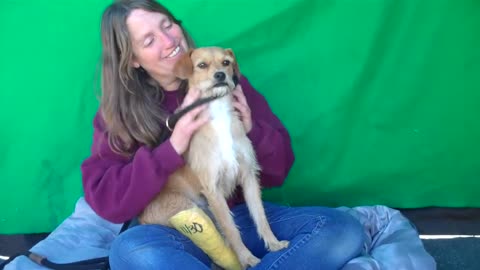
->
[238,252,260,269]
[267,240,290,252]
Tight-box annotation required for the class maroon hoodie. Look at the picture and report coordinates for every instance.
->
[81,76,295,223]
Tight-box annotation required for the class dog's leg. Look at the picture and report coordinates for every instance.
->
[139,191,195,226]
[203,189,261,269]
[169,206,242,270]
[240,170,290,252]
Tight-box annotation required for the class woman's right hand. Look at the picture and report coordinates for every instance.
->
[169,88,209,155]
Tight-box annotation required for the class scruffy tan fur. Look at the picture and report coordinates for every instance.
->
[139,47,289,269]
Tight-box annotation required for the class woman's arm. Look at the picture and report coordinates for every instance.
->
[239,76,295,188]
[81,112,185,223]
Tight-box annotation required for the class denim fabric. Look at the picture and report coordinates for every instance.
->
[109,202,365,270]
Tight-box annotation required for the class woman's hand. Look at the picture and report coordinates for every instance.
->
[169,88,209,155]
[232,85,253,133]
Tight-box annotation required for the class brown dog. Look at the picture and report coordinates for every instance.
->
[139,47,289,269]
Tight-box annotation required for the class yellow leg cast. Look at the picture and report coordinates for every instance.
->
[169,207,242,270]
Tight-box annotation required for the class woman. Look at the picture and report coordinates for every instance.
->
[81,0,365,269]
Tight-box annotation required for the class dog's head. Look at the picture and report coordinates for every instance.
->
[173,47,240,96]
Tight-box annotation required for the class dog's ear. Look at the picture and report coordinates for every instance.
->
[173,49,194,79]
[225,48,241,86]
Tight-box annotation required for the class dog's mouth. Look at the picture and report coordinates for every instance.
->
[213,82,229,88]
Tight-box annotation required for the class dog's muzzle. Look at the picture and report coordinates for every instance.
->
[213,71,229,88]
[212,70,239,87]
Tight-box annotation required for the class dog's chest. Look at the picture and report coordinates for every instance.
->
[209,100,237,170]
[188,97,242,197]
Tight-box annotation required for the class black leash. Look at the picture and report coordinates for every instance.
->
[0,251,109,270]
[165,93,226,131]
[165,75,239,132]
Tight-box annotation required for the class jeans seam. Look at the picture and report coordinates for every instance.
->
[266,216,327,270]
[113,236,130,267]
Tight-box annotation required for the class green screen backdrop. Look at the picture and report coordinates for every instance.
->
[1,0,479,234]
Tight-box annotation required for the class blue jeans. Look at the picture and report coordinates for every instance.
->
[109,202,365,270]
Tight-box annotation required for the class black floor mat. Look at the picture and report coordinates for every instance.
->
[423,238,480,270]
[0,233,49,257]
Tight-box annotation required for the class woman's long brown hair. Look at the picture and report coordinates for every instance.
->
[100,0,195,156]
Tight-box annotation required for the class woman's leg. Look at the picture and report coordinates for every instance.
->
[109,224,212,270]
[233,202,365,270]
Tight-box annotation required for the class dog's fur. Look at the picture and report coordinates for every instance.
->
[139,47,289,269]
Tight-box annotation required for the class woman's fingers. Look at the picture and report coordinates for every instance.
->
[232,85,252,132]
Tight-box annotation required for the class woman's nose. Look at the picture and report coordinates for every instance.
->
[159,31,175,47]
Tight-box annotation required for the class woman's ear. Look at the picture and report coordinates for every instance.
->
[173,49,194,79]
[131,56,141,69]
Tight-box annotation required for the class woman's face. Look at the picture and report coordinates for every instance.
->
[127,9,188,89]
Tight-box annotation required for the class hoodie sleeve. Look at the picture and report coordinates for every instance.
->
[81,112,185,223]
[240,76,295,188]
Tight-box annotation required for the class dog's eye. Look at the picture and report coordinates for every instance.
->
[222,60,230,66]
[197,62,208,69]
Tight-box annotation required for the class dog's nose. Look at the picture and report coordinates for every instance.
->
[214,72,226,82]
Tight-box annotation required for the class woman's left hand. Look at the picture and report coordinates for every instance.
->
[232,84,253,133]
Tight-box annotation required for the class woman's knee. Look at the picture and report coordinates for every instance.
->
[285,207,364,267]
[264,207,365,269]
[312,209,365,264]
